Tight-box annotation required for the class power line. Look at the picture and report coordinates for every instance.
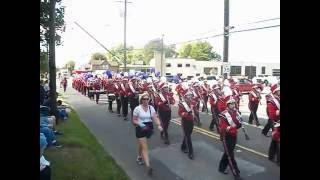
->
[167,24,280,46]
[187,17,280,38]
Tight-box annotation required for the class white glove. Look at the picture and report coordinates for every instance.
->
[158,125,163,132]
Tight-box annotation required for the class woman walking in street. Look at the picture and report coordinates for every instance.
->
[132,92,163,176]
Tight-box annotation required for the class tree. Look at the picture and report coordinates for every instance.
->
[40,0,65,47]
[143,39,162,63]
[164,44,178,58]
[106,44,134,65]
[64,60,75,72]
[91,52,107,61]
[179,44,192,58]
[40,51,49,73]
[189,41,221,61]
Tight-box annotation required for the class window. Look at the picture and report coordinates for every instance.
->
[196,73,200,76]
[245,66,256,79]
[204,67,213,75]
[177,63,182,67]
[166,63,171,67]
[165,73,171,76]
[261,66,266,74]
[186,63,190,67]
[272,69,280,76]
[230,66,241,76]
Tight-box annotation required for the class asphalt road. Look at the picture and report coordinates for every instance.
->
[57,82,279,180]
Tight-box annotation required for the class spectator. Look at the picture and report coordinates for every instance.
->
[40,134,51,180]
[40,126,62,148]
[40,80,46,105]
[60,77,67,92]
[43,80,50,93]
[57,100,68,121]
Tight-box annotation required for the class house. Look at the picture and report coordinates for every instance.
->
[89,60,119,72]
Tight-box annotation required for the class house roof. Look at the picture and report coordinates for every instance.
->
[90,60,105,65]
[108,61,119,67]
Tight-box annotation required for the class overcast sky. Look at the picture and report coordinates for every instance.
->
[55,0,280,68]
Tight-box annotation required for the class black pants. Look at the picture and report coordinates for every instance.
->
[159,109,171,139]
[129,97,139,118]
[40,166,51,180]
[95,92,100,104]
[181,119,194,156]
[116,95,121,114]
[201,95,209,112]
[120,95,129,117]
[219,134,240,177]
[209,106,220,132]
[248,103,259,125]
[268,140,280,163]
[262,119,274,135]
[63,85,67,92]
[194,103,200,125]
[108,100,113,111]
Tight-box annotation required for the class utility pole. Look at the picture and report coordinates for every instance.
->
[124,0,127,72]
[161,34,164,77]
[116,0,132,72]
[223,0,230,79]
[49,0,58,121]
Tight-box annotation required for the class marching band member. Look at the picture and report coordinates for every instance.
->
[120,77,129,121]
[201,79,210,112]
[178,90,195,159]
[266,84,280,165]
[93,75,102,104]
[106,78,116,113]
[248,85,262,126]
[155,82,175,144]
[114,76,122,116]
[191,82,202,127]
[209,84,226,132]
[218,95,242,180]
[128,77,142,120]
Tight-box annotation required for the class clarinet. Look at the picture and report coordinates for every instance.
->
[235,110,250,140]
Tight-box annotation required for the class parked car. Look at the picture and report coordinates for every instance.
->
[235,78,261,94]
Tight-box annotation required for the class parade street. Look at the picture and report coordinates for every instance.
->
[58,81,279,180]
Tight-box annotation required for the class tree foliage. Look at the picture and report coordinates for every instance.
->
[40,51,49,73]
[64,60,75,72]
[91,52,107,61]
[40,0,66,47]
[106,44,134,65]
[178,41,221,61]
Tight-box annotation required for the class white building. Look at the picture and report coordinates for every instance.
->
[149,56,279,79]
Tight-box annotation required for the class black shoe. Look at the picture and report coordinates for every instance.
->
[181,147,188,153]
[209,127,214,131]
[54,131,63,135]
[147,167,153,176]
[256,122,260,126]
[234,176,242,180]
[164,139,170,145]
[261,132,270,137]
[52,141,62,148]
[124,117,128,121]
[219,169,228,174]
[197,122,202,127]
[248,121,253,125]
[188,154,194,160]
[117,114,121,117]
[160,132,164,140]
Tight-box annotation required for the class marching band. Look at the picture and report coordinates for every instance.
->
[71,71,280,179]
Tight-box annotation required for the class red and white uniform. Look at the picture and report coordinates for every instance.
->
[219,109,241,137]
[155,91,175,112]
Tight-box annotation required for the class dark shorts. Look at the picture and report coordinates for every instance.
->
[135,122,154,139]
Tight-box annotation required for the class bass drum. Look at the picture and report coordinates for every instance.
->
[108,93,116,101]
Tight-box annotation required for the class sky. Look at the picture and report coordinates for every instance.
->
[55,0,280,68]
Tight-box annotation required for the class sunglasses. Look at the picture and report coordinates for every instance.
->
[142,98,149,100]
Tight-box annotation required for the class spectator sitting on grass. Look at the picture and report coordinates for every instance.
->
[40,126,62,148]
[57,100,68,121]
[40,133,51,180]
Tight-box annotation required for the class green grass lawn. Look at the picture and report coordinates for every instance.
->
[44,109,130,180]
